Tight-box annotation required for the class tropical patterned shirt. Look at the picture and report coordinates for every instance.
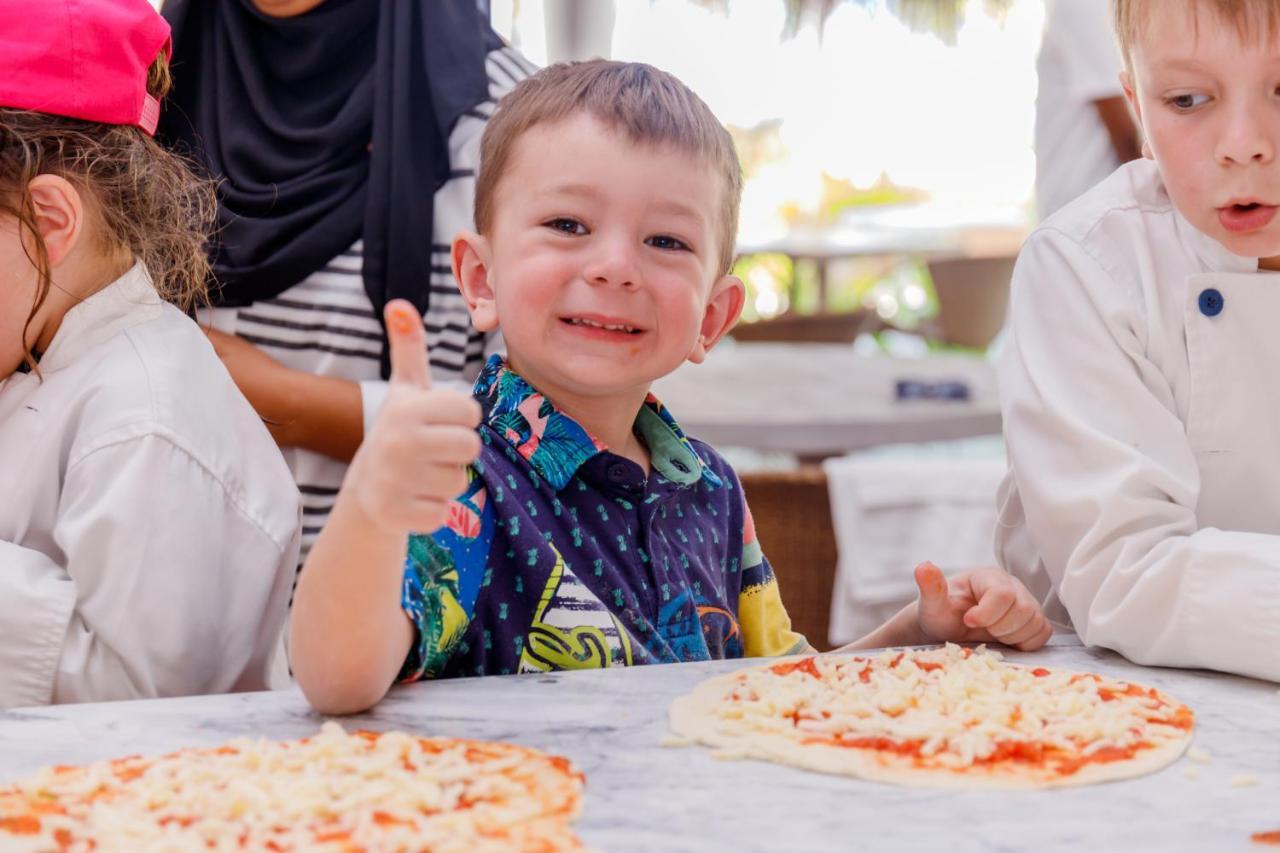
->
[397,355,807,680]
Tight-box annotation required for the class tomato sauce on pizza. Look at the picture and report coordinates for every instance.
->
[671,644,1195,789]
[0,723,584,852]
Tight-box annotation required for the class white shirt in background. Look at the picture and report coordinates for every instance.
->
[1034,0,1126,220]
[997,159,1280,683]
[0,264,300,708]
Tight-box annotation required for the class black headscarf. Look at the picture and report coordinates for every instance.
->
[158,0,500,376]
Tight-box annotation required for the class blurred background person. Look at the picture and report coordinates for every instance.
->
[158,0,534,566]
[1034,0,1141,220]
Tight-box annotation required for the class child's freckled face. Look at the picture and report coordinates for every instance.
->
[483,113,725,403]
[1127,6,1280,266]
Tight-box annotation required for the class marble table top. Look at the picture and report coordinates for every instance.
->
[1,636,1276,852]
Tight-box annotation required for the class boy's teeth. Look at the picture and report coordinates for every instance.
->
[569,318,636,332]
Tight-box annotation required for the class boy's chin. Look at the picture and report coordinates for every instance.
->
[546,359,666,396]
[1216,230,1280,265]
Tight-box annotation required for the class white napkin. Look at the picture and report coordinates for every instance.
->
[823,438,1006,646]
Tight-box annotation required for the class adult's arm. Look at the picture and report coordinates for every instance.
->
[1094,96,1142,164]
[207,329,365,462]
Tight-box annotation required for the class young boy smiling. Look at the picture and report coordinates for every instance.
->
[291,61,1050,714]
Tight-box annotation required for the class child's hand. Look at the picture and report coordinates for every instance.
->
[913,562,1052,651]
[345,300,482,534]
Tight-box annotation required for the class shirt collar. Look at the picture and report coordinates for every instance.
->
[38,262,164,373]
[472,354,720,492]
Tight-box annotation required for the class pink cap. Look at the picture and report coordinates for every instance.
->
[0,0,172,135]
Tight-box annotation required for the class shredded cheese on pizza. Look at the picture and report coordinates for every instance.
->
[0,722,584,852]
[681,644,1193,781]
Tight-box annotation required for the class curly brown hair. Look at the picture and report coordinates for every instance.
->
[1,52,217,372]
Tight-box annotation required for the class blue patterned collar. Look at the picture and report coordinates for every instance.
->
[471,355,720,492]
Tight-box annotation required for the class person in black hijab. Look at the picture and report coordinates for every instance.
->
[162,0,499,329]
[158,0,534,555]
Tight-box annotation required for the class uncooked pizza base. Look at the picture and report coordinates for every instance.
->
[669,647,1193,790]
[0,723,586,852]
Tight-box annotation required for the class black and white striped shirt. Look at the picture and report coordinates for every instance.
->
[205,45,536,563]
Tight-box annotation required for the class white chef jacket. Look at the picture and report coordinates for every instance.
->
[1035,0,1127,220]
[997,158,1280,683]
[0,264,301,708]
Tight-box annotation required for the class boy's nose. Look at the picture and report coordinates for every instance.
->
[583,241,639,288]
[1216,109,1276,166]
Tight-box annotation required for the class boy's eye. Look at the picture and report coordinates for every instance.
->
[1166,93,1210,111]
[646,234,690,252]
[545,218,587,236]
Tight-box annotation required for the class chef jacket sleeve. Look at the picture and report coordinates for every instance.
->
[0,433,296,707]
[998,229,1280,682]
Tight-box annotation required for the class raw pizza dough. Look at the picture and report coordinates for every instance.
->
[670,644,1193,789]
[0,722,585,852]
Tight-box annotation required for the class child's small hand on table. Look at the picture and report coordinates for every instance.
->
[914,561,1052,651]
[346,300,482,534]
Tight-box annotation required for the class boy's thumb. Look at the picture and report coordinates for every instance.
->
[913,562,948,612]
[385,300,432,390]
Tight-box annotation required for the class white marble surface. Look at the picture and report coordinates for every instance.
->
[2,637,1277,852]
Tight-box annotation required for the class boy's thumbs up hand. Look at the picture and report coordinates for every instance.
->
[387,299,433,390]
[345,300,482,535]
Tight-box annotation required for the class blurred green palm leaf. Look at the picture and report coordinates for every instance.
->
[689,0,1017,43]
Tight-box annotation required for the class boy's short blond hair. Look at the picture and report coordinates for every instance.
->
[1113,0,1280,65]
[475,60,743,275]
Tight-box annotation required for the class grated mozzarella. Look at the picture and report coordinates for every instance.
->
[0,723,585,852]
[709,644,1194,775]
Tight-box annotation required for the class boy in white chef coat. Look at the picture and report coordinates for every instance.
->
[998,0,1280,682]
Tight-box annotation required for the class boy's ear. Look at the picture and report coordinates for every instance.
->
[1119,70,1152,159]
[688,273,745,364]
[24,175,83,267]
[452,230,498,332]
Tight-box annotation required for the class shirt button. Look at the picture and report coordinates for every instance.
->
[1198,288,1225,317]
[607,463,629,482]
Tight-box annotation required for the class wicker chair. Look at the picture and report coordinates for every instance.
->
[739,467,837,651]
